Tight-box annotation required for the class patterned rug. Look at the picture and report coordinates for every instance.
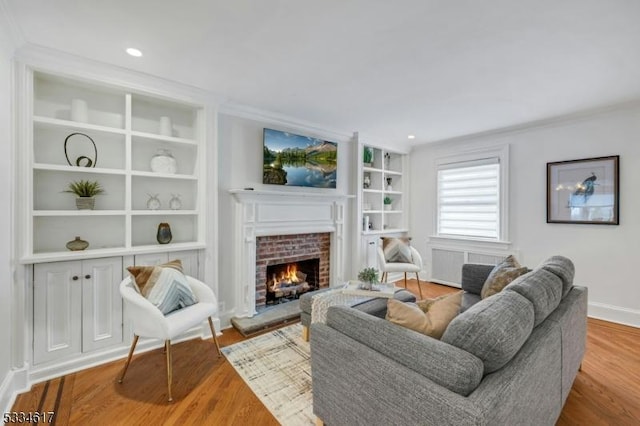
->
[221,323,314,425]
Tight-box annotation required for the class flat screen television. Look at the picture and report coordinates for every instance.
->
[263,128,337,188]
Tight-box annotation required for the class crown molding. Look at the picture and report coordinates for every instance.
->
[219,101,354,143]
[414,98,640,150]
[14,44,227,107]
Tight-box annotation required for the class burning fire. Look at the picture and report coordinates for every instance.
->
[270,263,309,292]
[272,263,300,286]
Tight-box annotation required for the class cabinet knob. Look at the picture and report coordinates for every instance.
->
[72,276,79,281]
[369,241,375,245]
[84,274,91,279]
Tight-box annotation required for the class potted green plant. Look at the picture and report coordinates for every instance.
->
[63,179,105,210]
[383,196,393,211]
[357,267,379,290]
[363,147,373,166]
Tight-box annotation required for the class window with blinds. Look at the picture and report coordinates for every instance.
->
[437,158,500,239]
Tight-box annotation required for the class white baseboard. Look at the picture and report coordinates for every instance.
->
[1,368,28,415]
[588,302,640,328]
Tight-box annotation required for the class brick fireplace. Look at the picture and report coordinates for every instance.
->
[229,189,350,317]
[256,233,331,308]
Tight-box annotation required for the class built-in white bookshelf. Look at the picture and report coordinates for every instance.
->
[22,71,207,263]
[354,133,409,269]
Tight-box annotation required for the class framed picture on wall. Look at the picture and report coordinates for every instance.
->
[547,155,619,225]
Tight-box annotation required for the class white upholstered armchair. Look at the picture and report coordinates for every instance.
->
[117,275,222,402]
[377,245,424,299]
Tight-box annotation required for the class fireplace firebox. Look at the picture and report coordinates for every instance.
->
[265,258,319,304]
[255,232,331,309]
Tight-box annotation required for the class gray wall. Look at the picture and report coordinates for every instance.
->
[0,14,14,402]
[410,105,640,326]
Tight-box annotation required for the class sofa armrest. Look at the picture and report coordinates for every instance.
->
[322,305,483,396]
[461,263,495,295]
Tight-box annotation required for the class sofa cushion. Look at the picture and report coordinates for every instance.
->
[325,305,484,396]
[386,292,462,339]
[505,268,563,327]
[540,256,575,297]
[460,292,481,313]
[481,255,527,299]
[442,290,534,373]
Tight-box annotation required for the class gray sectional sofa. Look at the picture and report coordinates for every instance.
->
[310,256,587,426]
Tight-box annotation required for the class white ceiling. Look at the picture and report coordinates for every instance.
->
[4,0,640,149]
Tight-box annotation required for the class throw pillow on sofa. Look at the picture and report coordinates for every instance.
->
[127,259,198,315]
[386,292,463,339]
[481,255,528,299]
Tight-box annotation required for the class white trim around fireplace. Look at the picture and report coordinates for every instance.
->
[229,189,353,317]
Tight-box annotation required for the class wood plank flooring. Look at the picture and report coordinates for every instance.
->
[11,281,640,425]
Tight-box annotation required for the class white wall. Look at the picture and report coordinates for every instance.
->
[0,12,15,407]
[216,112,354,325]
[410,105,640,327]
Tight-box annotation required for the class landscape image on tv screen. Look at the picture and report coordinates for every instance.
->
[263,128,337,188]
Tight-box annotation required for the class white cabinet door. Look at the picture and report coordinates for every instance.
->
[133,252,169,266]
[134,250,201,279]
[81,257,123,352]
[33,261,83,365]
[169,250,200,279]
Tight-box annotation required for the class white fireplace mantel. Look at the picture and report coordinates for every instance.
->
[229,189,353,317]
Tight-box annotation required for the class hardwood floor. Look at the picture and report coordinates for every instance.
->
[11,281,640,425]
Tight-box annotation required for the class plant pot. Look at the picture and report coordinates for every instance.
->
[76,197,95,210]
[384,204,392,211]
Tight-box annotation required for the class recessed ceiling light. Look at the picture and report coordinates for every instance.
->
[407,134,416,139]
[126,48,143,57]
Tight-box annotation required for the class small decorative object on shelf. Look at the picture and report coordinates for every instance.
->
[156,222,172,244]
[363,215,370,231]
[70,98,88,122]
[150,148,177,174]
[66,236,89,251]
[363,147,374,166]
[159,116,172,136]
[169,193,182,210]
[384,196,393,211]
[146,193,161,210]
[386,177,393,191]
[357,267,379,291]
[64,132,97,168]
[384,152,391,169]
[63,179,105,210]
[363,173,371,189]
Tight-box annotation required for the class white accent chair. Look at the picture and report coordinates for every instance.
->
[117,275,222,402]
[377,245,424,299]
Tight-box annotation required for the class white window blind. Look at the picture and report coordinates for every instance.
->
[437,158,500,239]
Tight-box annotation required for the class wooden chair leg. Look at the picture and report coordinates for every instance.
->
[165,340,173,402]
[208,317,222,357]
[316,417,325,426]
[381,272,387,283]
[118,334,139,383]
[415,273,423,299]
[404,272,408,289]
[302,325,310,342]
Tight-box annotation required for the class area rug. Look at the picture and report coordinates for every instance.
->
[221,323,314,425]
